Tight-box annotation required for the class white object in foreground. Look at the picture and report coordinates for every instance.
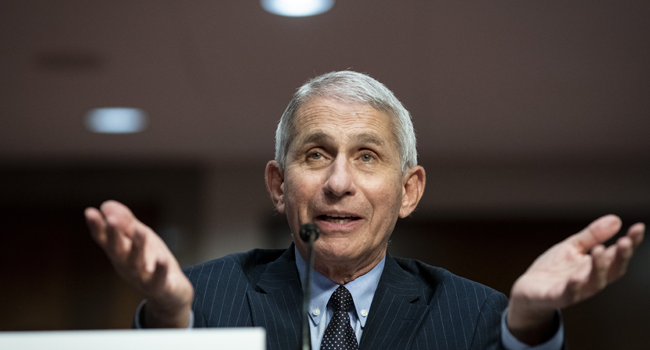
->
[0,328,266,350]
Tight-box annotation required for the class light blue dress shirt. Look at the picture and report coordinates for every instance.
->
[294,247,384,350]
[294,247,564,350]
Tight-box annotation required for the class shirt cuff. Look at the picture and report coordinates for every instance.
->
[134,299,194,329]
[501,308,564,350]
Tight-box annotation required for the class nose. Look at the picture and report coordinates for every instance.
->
[323,155,356,198]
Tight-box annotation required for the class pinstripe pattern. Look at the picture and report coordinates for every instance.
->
[183,247,510,350]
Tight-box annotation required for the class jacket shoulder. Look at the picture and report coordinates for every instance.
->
[182,248,287,289]
[391,256,507,307]
[390,257,509,349]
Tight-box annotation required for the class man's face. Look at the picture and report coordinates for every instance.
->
[278,98,407,273]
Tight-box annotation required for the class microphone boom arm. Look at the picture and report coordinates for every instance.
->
[299,223,320,350]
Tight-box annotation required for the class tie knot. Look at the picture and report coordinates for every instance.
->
[328,285,354,312]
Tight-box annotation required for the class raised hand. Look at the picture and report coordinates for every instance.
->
[506,214,645,345]
[85,200,194,328]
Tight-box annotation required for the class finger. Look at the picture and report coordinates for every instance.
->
[85,207,108,246]
[101,200,146,261]
[104,215,133,260]
[148,259,169,293]
[606,236,634,283]
[100,200,139,238]
[570,215,622,253]
[584,244,609,296]
[127,228,149,278]
[627,223,645,249]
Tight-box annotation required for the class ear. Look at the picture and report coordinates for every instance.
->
[265,160,286,213]
[399,165,426,218]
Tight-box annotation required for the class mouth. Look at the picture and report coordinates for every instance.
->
[315,213,362,224]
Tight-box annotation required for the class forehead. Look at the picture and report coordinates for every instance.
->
[292,98,396,143]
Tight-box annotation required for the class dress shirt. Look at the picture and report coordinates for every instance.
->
[295,247,384,350]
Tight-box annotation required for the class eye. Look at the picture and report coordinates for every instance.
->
[360,154,373,162]
[309,152,322,160]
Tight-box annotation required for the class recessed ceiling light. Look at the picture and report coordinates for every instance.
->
[261,0,335,17]
[85,108,148,134]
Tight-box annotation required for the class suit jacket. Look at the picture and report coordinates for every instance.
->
[184,246,508,350]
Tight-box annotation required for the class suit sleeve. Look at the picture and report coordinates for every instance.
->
[469,290,509,350]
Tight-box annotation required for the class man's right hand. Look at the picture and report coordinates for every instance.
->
[85,200,194,328]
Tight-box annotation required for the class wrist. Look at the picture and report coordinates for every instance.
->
[143,299,192,328]
[506,299,558,346]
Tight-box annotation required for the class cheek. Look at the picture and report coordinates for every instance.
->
[367,178,403,211]
[363,180,402,243]
[284,174,318,216]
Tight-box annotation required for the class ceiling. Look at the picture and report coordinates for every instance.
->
[1,0,649,165]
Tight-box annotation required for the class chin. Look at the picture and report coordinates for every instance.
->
[313,240,360,263]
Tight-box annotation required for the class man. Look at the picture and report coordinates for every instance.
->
[85,71,644,350]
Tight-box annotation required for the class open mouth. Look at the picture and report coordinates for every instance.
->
[316,214,362,224]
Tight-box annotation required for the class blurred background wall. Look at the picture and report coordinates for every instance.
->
[0,1,649,349]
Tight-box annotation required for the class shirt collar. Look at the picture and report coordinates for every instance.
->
[295,246,385,328]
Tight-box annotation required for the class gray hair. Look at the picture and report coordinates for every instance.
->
[274,71,417,172]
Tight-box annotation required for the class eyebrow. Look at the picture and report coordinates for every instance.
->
[354,132,385,147]
[299,132,331,146]
[298,132,386,147]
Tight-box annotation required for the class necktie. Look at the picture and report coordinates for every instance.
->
[320,285,359,350]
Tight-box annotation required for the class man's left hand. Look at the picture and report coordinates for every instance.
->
[506,214,645,345]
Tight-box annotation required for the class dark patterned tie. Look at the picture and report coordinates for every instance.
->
[320,285,359,350]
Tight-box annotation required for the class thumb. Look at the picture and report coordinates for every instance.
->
[570,214,622,253]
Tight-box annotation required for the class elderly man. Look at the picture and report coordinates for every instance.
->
[85,71,644,350]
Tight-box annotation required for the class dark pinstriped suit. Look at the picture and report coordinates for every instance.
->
[185,246,508,350]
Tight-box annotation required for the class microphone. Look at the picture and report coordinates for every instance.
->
[299,223,320,350]
[299,223,320,244]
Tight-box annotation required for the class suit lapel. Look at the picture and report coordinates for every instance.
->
[359,255,430,350]
[247,247,303,350]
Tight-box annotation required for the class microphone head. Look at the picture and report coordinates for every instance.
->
[299,223,320,242]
